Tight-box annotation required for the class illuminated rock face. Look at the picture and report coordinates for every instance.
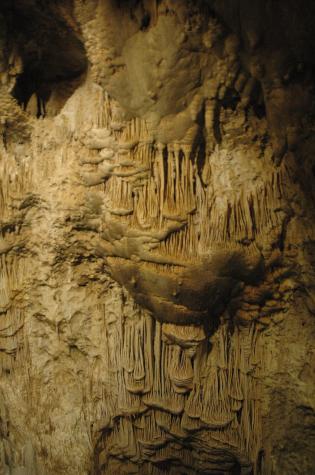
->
[0,1,314,474]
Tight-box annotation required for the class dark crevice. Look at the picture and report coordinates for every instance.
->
[251,81,266,119]
[231,461,242,475]
[213,99,222,144]
[1,1,88,117]
[221,87,241,111]
[162,146,169,201]
[140,11,151,30]
[190,101,207,184]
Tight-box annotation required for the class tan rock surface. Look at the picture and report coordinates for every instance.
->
[0,1,314,474]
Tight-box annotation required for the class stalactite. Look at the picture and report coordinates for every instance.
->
[96,298,264,473]
[1,3,309,471]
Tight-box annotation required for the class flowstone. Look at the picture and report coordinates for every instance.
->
[0,1,314,474]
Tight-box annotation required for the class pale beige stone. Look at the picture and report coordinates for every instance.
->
[0,1,314,474]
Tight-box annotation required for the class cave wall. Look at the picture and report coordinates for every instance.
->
[0,1,314,474]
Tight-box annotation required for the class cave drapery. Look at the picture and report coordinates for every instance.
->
[0,1,314,474]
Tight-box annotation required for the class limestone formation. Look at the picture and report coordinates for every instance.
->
[0,1,314,474]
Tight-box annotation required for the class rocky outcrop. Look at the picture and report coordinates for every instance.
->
[0,1,314,474]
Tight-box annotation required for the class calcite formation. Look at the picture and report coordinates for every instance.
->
[0,1,314,474]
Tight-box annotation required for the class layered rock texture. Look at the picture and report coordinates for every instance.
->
[0,1,314,474]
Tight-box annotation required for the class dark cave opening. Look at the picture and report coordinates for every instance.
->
[1,0,88,117]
